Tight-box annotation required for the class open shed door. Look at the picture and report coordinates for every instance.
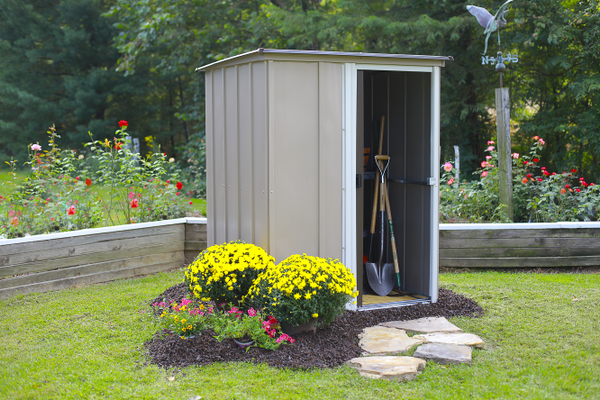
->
[356,68,439,309]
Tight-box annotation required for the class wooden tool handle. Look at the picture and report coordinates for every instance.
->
[370,115,386,234]
[382,181,400,274]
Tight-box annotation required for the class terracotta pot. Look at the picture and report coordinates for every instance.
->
[281,318,317,335]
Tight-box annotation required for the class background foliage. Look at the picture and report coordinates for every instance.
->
[1,0,599,186]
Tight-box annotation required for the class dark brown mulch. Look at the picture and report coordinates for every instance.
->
[145,283,483,370]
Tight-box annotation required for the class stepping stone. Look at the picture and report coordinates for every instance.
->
[414,332,484,348]
[381,317,462,334]
[347,356,426,382]
[413,343,472,365]
[359,326,424,355]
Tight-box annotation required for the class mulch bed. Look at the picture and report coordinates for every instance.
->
[144,283,484,370]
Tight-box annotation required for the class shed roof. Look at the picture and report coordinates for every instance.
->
[197,48,453,71]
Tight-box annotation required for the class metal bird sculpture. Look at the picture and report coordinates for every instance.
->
[467,0,513,55]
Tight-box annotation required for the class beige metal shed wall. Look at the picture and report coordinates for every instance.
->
[268,61,343,262]
[206,63,270,249]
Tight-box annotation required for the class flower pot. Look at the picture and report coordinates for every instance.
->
[281,318,317,335]
[233,337,254,350]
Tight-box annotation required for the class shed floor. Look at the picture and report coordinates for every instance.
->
[360,290,429,310]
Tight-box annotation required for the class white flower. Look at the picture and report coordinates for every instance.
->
[169,157,175,163]
[78,154,84,160]
[31,144,42,151]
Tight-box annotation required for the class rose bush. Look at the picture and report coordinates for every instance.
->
[440,136,600,223]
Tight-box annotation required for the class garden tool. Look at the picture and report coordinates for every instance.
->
[367,115,386,262]
[377,155,402,291]
[365,154,395,296]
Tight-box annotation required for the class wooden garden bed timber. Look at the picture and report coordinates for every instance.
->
[0,218,207,299]
[439,222,600,268]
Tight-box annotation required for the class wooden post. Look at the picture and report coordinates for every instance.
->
[495,88,513,221]
[453,145,460,188]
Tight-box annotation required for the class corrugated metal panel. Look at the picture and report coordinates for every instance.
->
[238,63,253,243]
[205,71,215,246]
[225,66,240,241]
[270,61,321,262]
[318,62,343,260]
[212,68,227,245]
[251,62,269,251]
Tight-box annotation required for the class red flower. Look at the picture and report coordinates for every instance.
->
[537,178,543,182]
[130,198,139,208]
[67,205,76,215]
[189,201,193,205]
[268,315,278,325]
[85,178,92,187]
[166,180,171,184]
[571,169,577,173]
[527,173,532,178]
[118,120,128,128]
[114,139,122,150]
[576,188,581,192]
[176,181,183,190]
[523,161,528,165]
[565,184,570,188]
[590,183,595,186]
[532,158,539,162]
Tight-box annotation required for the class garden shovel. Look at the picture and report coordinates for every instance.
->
[365,155,395,296]
[377,155,402,291]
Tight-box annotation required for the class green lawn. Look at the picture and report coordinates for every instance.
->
[0,270,598,399]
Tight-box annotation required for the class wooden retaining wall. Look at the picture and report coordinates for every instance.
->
[439,222,600,268]
[2,219,598,298]
[0,218,207,299]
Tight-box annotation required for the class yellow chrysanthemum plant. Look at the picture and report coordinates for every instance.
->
[184,240,275,305]
[245,254,358,328]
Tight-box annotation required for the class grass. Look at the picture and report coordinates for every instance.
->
[1,270,599,399]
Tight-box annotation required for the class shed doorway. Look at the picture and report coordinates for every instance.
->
[355,69,438,310]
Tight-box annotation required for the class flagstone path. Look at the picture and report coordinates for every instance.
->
[347,316,483,382]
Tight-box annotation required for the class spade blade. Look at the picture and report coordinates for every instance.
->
[365,262,396,296]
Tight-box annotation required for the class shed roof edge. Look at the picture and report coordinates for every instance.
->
[196,48,453,71]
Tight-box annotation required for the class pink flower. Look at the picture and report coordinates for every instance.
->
[487,140,495,145]
[486,146,494,151]
[67,205,76,215]
[576,188,581,192]
[486,155,492,160]
[31,144,42,151]
[166,180,171,184]
[443,162,453,172]
[10,216,18,225]
[447,178,454,185]
[176,192,180,196]
[538,178,543,182]
[481,161,489,168]
[8,210,15,217]
[128,192,135,199]
[247,308,257,317]
[538,138,545,145]
[481,171,488,177]
[130,198,139,208]
[512,153,519,159]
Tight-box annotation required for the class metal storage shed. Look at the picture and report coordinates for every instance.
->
[197,49,451,310]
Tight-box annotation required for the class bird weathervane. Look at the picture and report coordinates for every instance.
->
[467,0,518,87]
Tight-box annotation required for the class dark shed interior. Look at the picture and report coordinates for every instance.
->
[356,70,433,309]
